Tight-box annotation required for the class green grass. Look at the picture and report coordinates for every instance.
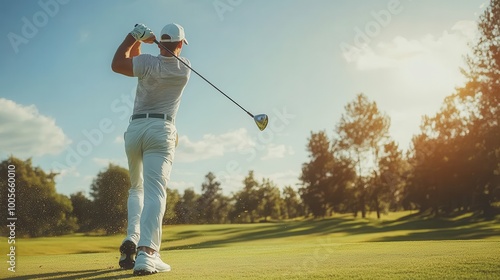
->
[2,211,499,279]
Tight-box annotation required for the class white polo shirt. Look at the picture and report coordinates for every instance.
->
[132,54,191,121]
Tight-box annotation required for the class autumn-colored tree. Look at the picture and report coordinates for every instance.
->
[458,0,500,216]
[407,0,500,216]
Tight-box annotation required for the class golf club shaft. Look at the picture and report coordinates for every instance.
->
[153,39,254,118]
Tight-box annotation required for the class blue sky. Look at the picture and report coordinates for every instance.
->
[0,0,487,197]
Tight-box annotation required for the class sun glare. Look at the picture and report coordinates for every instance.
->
[395,54,466,97]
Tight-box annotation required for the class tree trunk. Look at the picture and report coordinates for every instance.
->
[376,203,381,219]
[361,196,366,218]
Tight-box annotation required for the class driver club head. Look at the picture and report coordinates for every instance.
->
[254,114,269,131]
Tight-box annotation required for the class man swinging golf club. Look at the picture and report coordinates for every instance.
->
[111,22,190,276]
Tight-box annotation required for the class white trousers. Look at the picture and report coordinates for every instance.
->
[123,118,177,252]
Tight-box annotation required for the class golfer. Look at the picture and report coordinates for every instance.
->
[111,23,190,276]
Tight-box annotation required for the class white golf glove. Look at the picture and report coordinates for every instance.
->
[130,23,154,41]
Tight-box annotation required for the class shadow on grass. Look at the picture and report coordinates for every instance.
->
[8,268,135,280]
[165,213,500,250]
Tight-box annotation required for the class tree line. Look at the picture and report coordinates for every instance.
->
[0,0,498,237]
[0,158,302,236]
[300,0,499,218]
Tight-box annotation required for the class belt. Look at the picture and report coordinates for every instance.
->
[131,113,173,122]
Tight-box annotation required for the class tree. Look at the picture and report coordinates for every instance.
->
[197,172,229,224]
[374,141,407,217]
[299,131,333,218]
[163,188,181,224]
[407,133,439,213]
[458,0,500,216]
[335,93,391,218]
[406,0,500,217]
[329,143,357,214]
[282,186,302,219]
[233,171,261,222]
[407,90,492,215]
[0,156,77,237]
[70,192,94,232]
[299,131,357,217]
[175,188,201,224]
[90,164,130,234]
[258,178,282,221]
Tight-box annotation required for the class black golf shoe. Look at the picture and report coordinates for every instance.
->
[119,240,137,269]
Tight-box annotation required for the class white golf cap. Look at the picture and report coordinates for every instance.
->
[160,23,188,45]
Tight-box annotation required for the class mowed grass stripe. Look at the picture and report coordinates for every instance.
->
[4,241,499,279]
[1,212,499,279]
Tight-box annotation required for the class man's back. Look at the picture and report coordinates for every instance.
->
[132,54,191,119]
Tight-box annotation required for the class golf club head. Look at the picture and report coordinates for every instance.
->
[254,114,269,131]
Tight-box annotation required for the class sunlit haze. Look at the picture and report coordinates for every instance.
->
[0,0,487,196]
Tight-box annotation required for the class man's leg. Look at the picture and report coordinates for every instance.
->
[120,128,144,269]
[138,151,170,251]
[125,154,144,245]
[134,121,176,275]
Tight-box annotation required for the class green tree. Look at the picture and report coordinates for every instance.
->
[282,186,302,219]
[175,188,201,224]
[70,191,94,232]
[0,156,77,237]
[258,178,281,221]
[299,131,333,218]
[335,93,390,218]
[373,141,407,217]
[163,188,181,224]
[90,164,130,234]
[329,143,357,214]
[197,172,229,224]
[233,171,261,222]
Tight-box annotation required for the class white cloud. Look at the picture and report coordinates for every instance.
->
[261,144,295,160]
[0,98,71,157]
[54,166,80,179]
[451,20,479,41]
[53,170,92,196]
[53,166,81,192]
[175,128,255,163]
[255,170,301,190]
[344,20,477,71]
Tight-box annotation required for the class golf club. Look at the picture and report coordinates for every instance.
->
[153,39,268,131]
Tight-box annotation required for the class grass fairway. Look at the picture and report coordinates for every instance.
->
[2,212,500,279]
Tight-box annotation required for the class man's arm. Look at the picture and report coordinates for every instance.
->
[129,40,142,57]
[111,34,138,77]
[111,24,155,77]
